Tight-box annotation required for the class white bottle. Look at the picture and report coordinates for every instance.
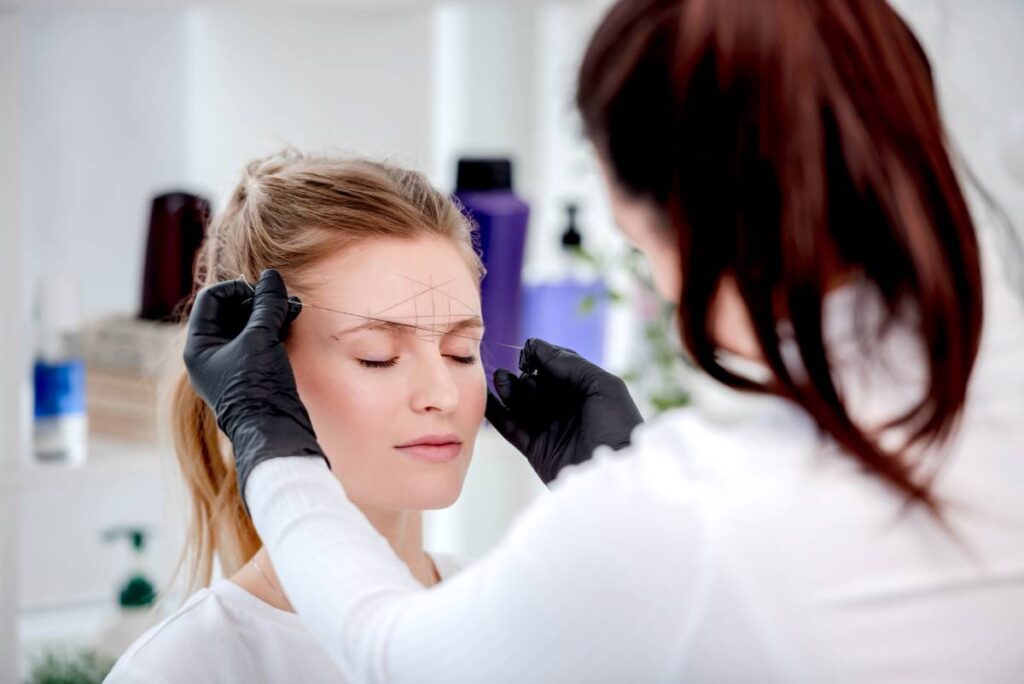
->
[32,277,87,465]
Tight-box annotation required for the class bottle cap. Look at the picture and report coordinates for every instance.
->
[455,158,514,192]
[561,203,582,249]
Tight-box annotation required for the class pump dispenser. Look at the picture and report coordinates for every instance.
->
[520,201,608,365]
[95,527,160,659]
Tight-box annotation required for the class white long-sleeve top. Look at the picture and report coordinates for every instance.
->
[247,278,1024,683]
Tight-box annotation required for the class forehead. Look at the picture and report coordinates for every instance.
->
[302,237,481,318]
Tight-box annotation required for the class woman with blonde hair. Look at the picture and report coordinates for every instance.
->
[106,151,498,682]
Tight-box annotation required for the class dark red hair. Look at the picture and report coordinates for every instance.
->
[577,0,983,510]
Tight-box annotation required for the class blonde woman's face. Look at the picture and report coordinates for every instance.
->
[286,236,486,511]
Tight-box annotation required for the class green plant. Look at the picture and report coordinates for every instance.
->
[569,244,691,417]
[27,648,115,684]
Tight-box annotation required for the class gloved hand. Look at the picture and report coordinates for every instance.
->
[485,338,644,484]
[183,269,327,501]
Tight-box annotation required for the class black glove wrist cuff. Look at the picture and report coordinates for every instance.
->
[229,416,329,506]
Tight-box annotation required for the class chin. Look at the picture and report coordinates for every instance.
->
[403,470,467,510]
[352,467,468,512]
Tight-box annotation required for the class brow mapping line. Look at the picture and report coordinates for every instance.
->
[236,276,523,351]
[388,270,479,316]
[373,276,459,316]
[302,300,522,350]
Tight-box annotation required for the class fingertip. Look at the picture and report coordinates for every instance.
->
[492,370,518,404]
[256,268,287,293]
[485,392,519,442]
[485,391,508,424]
[191,279,250,315]
[287,296,303,322]
[486,390,505,411]
[518,339,539,374]
[187,279,254,339]
[249,269,291,331]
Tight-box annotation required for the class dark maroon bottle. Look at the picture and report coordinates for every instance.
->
[139,192,209,321]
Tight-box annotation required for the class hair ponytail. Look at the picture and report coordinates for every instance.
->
[168,367,260,593]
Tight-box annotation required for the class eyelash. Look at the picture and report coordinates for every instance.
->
[358,358,399,369]
[357,355,477,369]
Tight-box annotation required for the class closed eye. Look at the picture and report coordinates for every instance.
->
[358,358,399,368]
[447,354,477,365]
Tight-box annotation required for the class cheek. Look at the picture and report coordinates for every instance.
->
[290,352,486,480]
[617,207,681,302]
[290,354,400,474]
[456,365,487,424]
[649,248,682,303]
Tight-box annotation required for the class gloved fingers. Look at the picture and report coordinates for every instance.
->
[485,391,532,454]
[280,296,303,337]
[187,279,254,343]
[492,368,522,406]
[287,296,303,323]
[519,337,608,389]
[248,269,292,334]
[495,368,553,414]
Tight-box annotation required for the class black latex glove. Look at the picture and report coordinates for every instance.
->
[485,338,644,484]
[183,269,327,501]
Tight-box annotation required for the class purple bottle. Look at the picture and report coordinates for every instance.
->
[521,203,608,366]
[454,159,529,386]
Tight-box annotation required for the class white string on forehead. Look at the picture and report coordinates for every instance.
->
[236,274,523,351]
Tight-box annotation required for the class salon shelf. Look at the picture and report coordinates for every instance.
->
[16,435,180,627]
[17,438,164,488]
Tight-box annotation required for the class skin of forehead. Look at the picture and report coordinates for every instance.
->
[367,270,480,326]
[312,269,482,343]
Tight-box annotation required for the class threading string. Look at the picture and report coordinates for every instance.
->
[297,300,524,352]
[236,275,523,352]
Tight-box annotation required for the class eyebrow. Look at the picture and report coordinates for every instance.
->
[332,315,485,340]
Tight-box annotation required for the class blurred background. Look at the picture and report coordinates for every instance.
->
[0,0,1022,681]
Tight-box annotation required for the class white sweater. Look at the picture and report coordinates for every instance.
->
[243,278,1024,683]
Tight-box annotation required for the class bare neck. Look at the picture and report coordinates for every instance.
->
[709,271,860,363]
[231,505,437,613]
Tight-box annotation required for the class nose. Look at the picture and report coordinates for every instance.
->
[409,351,460,414]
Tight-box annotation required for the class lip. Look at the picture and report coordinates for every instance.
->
[395,434,463,463]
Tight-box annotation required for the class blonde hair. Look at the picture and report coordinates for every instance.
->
[169,150,483,594]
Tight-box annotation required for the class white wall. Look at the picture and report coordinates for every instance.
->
[431,1,622,282]
[0,11,25,683]
[184,7,435,205]
[0,13,26,465]
[893,0,1024,243]
[21,10,188,321]
[20,6,439,318]
[528,1,616,279]
[431,5,537,195]
[16,1,619,324]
